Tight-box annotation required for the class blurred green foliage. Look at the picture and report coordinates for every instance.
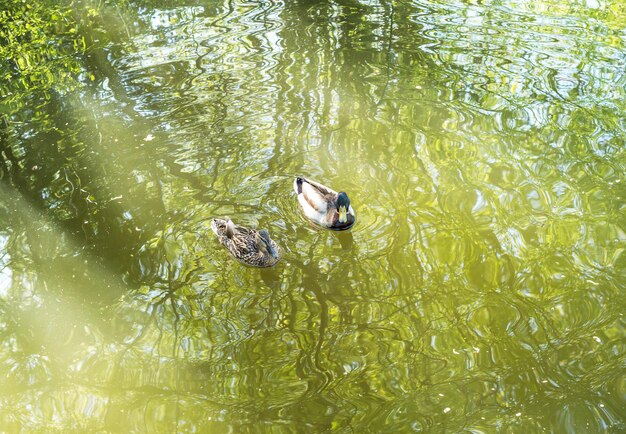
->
[0,0,624,431]
[0,0,96,111]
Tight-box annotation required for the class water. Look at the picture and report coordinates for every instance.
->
[0,0,625,431]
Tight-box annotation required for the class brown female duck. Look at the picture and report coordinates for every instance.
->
[211,217,281,267]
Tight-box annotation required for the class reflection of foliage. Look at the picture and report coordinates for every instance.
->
[0,0,625,431]
[0,0,94,106]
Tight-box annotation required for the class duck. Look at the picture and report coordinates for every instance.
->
[293,176,355,230]
[211,217,281,267]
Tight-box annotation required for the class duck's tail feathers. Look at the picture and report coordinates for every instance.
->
[210,218,223,236]
[294,176,305,194]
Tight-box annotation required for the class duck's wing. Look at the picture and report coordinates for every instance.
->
[295,177,337,212]
[302,177,338,197]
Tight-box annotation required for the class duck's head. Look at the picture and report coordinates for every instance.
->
[337,192,351,224]
[258,229,280,259]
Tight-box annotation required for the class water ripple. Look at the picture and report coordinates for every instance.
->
[1,0,625,431]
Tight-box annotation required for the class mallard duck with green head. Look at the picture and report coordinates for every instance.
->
[294,176,355,230]
[211,217,281,267]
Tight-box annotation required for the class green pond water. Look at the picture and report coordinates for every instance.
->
[1,0,625,432]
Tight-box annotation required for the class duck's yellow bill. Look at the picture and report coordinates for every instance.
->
[338,206,348,223]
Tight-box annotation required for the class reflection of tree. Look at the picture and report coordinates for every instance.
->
[0,0,87,110]
[0,0,624,431]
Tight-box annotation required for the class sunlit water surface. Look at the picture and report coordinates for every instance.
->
[1,0,625,432]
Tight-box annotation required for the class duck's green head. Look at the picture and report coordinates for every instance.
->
[337,192,351,224]
[258,229,279,259]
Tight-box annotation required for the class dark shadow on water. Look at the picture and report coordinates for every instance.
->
[259,265,282,289]
[333,230,354,251]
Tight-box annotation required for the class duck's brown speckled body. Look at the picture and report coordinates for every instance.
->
[211,217,281,267]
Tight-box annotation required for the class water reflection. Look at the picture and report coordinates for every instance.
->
[1,0,625,431]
